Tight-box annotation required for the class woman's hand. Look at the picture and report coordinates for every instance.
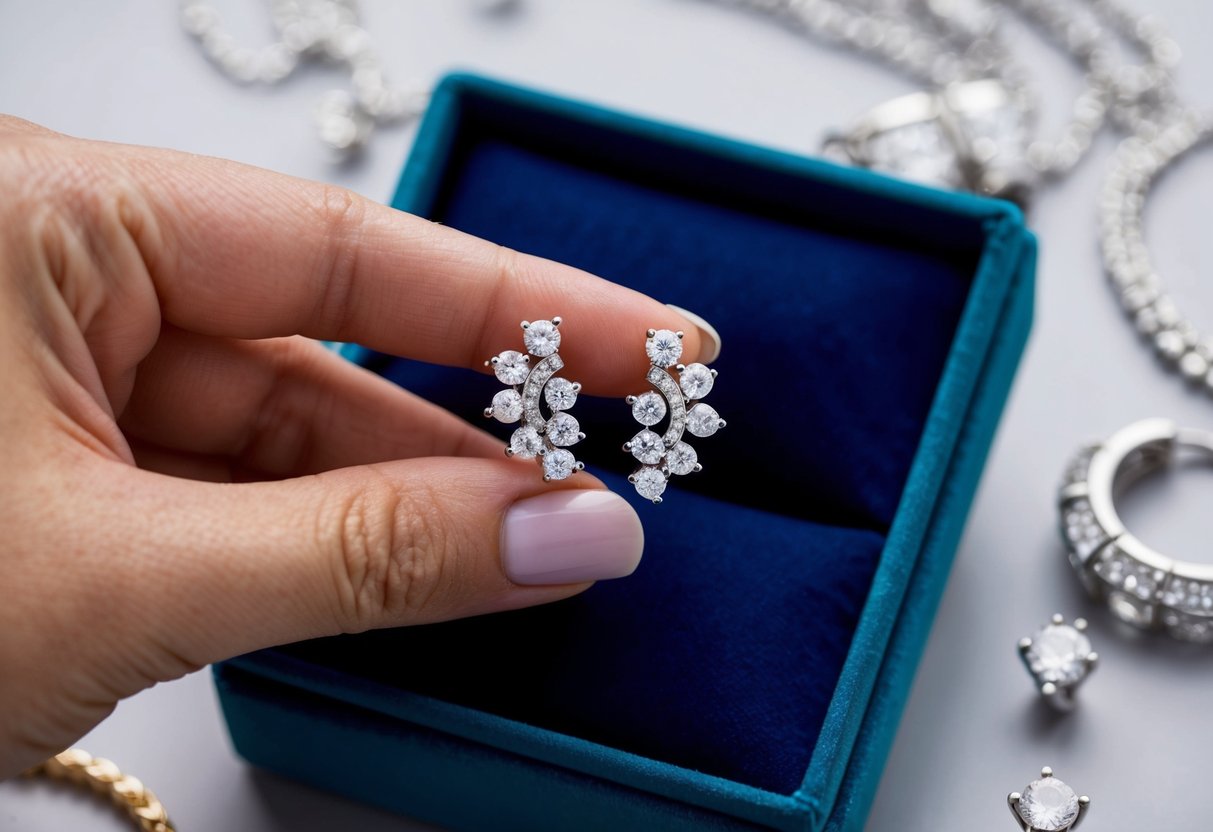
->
[0,116,715,777]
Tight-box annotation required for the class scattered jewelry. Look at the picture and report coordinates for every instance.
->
[486,318,586,482]
[1008,767,1090,832]
[1059,417,1213,642]
[625,329,723,505]
[1018,614,1097,711]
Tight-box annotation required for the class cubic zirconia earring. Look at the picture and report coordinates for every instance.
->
[1008,767,1090,831]
[485,317,585,481]
[624,328,724,504]
[1017,614,1097,712]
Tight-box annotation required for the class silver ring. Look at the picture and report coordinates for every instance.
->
[1058,417,1213,642]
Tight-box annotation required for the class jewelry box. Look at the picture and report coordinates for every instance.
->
[214,73,1035,831]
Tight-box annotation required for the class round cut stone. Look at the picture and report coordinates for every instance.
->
[546,412,582,447]
[679,363,714,400]
[646,329,682,367]
[687,403,723,438]
[523,320,561,357]
[508,426,543,459]
[493,350,530,385]
[632,392,667,426]
[632,466,667,502]
[490,389,523,423]
[544,377,578,411]
[543,449,577,481]
[1018,776,1079,831]
[666,441,698,476]
[629,430,665,465]
[1025,624,1092,685]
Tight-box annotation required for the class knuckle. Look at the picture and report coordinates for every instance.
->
[325,474,451,631]
[310,184,367,335]
[0,139,165,308]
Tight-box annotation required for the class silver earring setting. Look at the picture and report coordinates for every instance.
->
[1018,614,1097,712]
[485,317,585,481]
[624,328,724,504]
[1008,767,1090,831]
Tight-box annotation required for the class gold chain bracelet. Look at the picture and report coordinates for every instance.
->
[23,748,176,831]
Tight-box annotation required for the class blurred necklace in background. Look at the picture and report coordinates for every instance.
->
[720,0,1213,395]
[724,0,1181,205]
[180,0,431,154]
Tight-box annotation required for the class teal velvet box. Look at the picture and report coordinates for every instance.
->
[214,73,1035,831]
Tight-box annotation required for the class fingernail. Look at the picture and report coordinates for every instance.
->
[502,490,644,585]
[666,303,721,363]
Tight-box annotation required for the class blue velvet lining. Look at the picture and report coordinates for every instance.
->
[272,94,979,795]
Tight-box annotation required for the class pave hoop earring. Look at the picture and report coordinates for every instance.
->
[624,328,724,504]
[485,317,585,482]
[1059,417,1213,642]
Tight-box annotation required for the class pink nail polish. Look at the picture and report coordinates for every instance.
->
[502,490,644,585]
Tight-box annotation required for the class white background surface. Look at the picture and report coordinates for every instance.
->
[3,2,1213,829]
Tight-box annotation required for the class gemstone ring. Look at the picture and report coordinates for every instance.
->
[1008,767,1090,831]
[1018,614,1097,711]
[1059,417,1213,642]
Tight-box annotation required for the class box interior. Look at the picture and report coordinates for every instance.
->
[267,86,988,797]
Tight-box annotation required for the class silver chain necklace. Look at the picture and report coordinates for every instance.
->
[180,0,431,153]
[1101,111,1213,392]
[727,0,1181,202]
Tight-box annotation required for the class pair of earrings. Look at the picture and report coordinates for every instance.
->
[483,317,725,504]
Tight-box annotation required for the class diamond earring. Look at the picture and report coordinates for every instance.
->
[624,328,724,504]
[1008,767,1090,831]
[1017,614,1098,712]
[485,317,585,482]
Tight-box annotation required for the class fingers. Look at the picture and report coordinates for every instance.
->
[118,329,500,477]
[114,458,643,666]
[96,143,714,395]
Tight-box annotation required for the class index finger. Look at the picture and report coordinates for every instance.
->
[106,144,719,395]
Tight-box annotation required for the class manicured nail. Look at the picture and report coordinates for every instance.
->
[666,303,721,363]
[501,490,644,585]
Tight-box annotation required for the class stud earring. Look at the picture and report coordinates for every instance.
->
[485,317,585,481]
[1008,767,1090,831]
[1017,613,1097,712]
[624,328,724,504]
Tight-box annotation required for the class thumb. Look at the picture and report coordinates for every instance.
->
[123,459,644,666]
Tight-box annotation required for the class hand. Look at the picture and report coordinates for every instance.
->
[0,116,717,777]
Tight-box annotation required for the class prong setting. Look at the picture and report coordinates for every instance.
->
[1018,613,1096,712]
[1010,768,1088,831]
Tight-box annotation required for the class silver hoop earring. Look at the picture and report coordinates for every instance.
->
[624,328,724,504]
[485,317,585,482]
[1059,417,1213,641]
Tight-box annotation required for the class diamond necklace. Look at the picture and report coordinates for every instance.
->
[716,0,1213,396]
[180,0,431,154]
[716,0,1181,203]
